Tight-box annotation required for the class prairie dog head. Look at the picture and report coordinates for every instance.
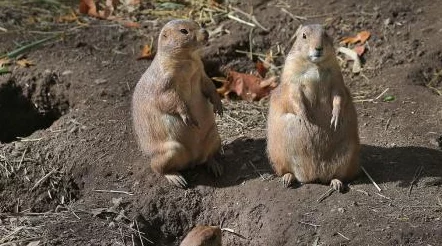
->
[289,24,334,64]
[180,225,222,246]
[158,19,209,55]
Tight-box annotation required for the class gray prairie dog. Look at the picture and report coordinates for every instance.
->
[267,24,360,191]
[180,225,222,246]
[132,19,223,188]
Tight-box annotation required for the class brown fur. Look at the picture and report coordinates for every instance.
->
[180,225,222,246]
[132,19,223,188]
[266,24,360,190]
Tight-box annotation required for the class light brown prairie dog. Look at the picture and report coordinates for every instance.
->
[180,225,222,246]
[266,24,360,191]
[132,19,223,188]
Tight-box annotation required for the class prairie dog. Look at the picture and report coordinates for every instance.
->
[132,19,223,188]
[180,225,222,246]
[266,24,360,191]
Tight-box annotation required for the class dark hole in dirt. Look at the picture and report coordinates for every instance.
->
[0,73,70,143]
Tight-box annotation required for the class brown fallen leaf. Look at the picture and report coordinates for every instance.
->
[137,44,154,60]
[353,45,366,56]
[79,0,99,17]
[216,70,278,102]
[340,31,371,45]
[16,59,35,67]
[256,60,267,78]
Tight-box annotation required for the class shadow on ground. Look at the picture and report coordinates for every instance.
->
[360,144,442,186]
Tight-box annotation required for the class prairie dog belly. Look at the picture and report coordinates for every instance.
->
[281,113,334,182]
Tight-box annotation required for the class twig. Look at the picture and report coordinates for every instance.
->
[384,117,392,131]
[0,226,24,243]
[375,192,391,200]
[0,27,7,32]
[17,148,27,171]
[298,221,321,227]
[31,169,56,191]
[135,219,145,246]
[0,237,42,245]
[221,228,248,240]
[227,14,256,28]
[17,137,43,142]
[317,188,335,203]
[93,189,134,196]
[353,88,389,103]
[235,49,267,57]
[348,184,370,196]
[375,88,389,100]
[248,161,266,180]
[281,8,307,21]
[225,114,245,127]
[408,165,423,196]
[248,27,254,60]
[360,166,381,192]
[337,232,350,241]
[229,6,269,31]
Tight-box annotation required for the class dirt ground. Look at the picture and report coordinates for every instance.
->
[0,0,441,245]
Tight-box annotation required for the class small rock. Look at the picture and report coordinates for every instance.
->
[384,18,392,26]
[338,207,345,213]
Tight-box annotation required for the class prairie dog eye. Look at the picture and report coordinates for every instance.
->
[302,33,307,39]
[180,29,188,34]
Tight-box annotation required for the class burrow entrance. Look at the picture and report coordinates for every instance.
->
[0,72,70,143]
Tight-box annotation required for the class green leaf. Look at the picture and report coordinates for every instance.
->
[383,95,395,102]
[0,35,60,59]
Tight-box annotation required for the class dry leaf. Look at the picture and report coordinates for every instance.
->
[137,44,154,60]
[256,61,267,78]
[79,0,99,17]
[0,58,11,67]
[337,47,361,73]
[216,70,278,102]
[353,45,366,56]
[340,31,371,45]
[16,59,35,67]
